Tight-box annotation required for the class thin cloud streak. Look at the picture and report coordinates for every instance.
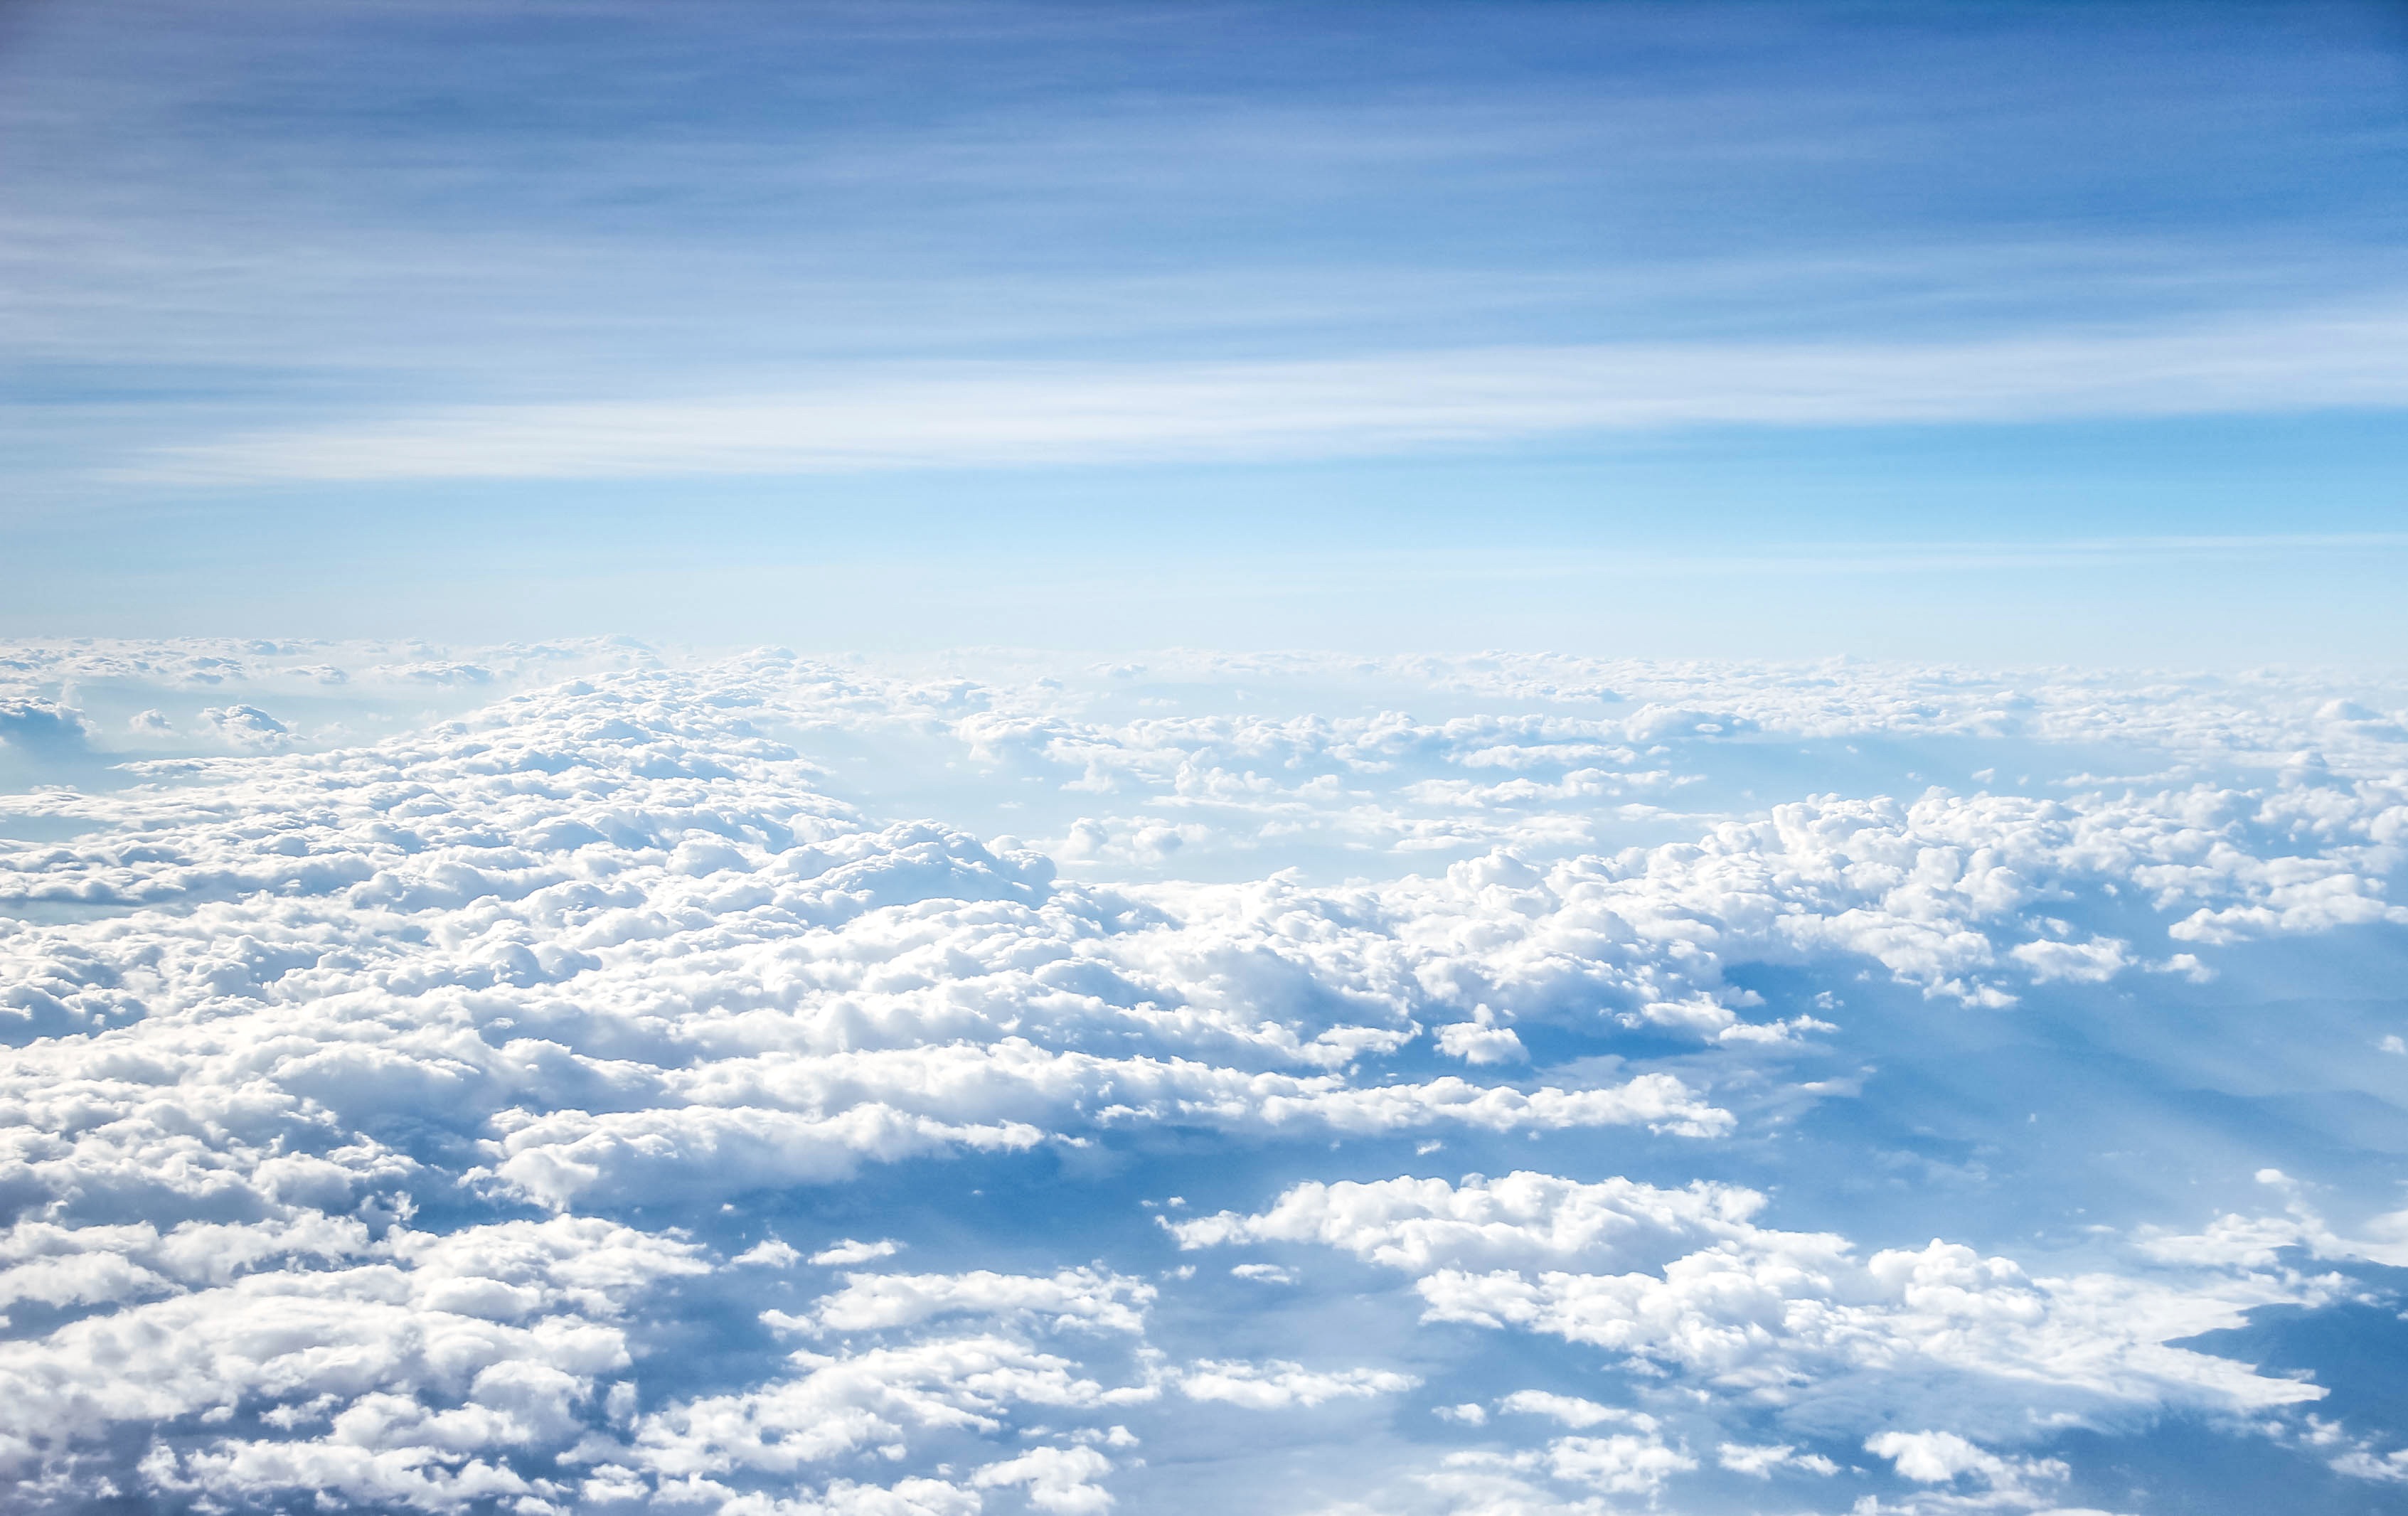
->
[137,305,2408,484]
[1229,533,2408,587]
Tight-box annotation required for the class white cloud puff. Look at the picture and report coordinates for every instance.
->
[799,1266,1154,1335]
[1176,1358,1419,1409]
[1436,1008,1527,1065]
[1173,1170,2325,1440]
[1717,1440,1838,1477]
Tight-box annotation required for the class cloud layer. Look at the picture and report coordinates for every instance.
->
[0,643,2404,1512]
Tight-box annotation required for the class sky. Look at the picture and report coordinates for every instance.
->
[6,9,2408,1516]
[4,0,2407,662]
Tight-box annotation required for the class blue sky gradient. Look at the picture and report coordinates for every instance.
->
[5,0,2406,660]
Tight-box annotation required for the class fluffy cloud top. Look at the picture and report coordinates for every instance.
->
[0,644,2400,1514]
[1172,1171,2323,1439]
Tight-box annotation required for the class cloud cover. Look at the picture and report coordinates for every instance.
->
[0,644,2403,1512]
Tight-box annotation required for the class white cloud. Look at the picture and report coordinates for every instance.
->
[1175,1170,2327,1440]
[971,1444,1117,1515]
[1166,1170,1775,1275]
[481,1104,1049,1210]
[1436,1008,1527,1066]
[198,703,293,750]
[1717,1441,1838,1477]
[801,1267,1154,1335]
[1494,1392,1651,1431]
[2331,1445,2408,1483]
[1176,1358,1419,1409]
[629,1334,1129,1481]
[1229,1262,1296,1283]
[1434,1426,1697,1502]
[137,307,2408,484]
[1537,1433,1699,1495]
[1868,1429,2032,1485]
[1863,1429,2084,1512]
[0,643,2402,1510]
[0,1216,707,1495]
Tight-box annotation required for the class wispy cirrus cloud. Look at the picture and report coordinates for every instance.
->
[132,304,2408,483]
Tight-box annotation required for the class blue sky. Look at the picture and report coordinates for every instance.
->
[6,0,2406,656]
[9,15,2408,1512]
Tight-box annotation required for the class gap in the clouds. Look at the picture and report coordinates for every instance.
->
[0,813,106,845]
[576,1113,1743,1444]
[0,899,173,930]
[2179,1261,2408,1431]
[2040,1409,2390,1516]
[1715,927,2408,1271]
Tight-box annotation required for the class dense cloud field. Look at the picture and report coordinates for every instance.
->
[1,641,2405,1515]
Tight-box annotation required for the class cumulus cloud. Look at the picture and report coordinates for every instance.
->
[1718,1441,1839,1478]
[1494,1392,1650,1431]
[1436,1008,1527,1065]
[629,1333,1129,1485]
[798,1267,1154,1335]
[1435,1427,1698,1501]
[0,1215,708,1498]
[1176,1359,1419,1409]
[1229,1261,1295,1283]
[971,1444,1117,1515]
[1173,1171,2325,1439]
[0,643,2402,1511]
[198,703,294,750]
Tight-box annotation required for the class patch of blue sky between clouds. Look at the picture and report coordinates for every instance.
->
[0,641,2404,1513]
